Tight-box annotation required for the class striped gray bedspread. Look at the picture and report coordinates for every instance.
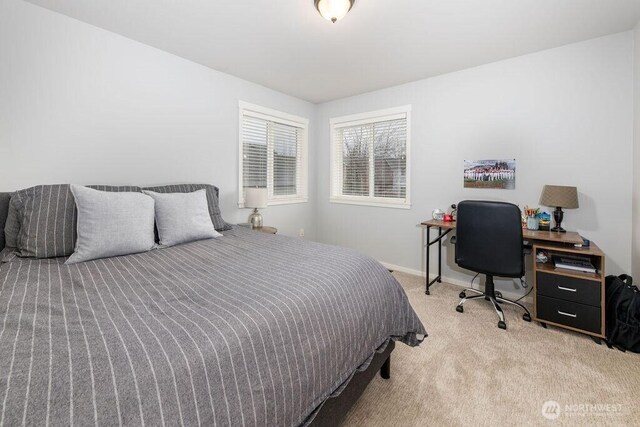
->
[0,227,426,426]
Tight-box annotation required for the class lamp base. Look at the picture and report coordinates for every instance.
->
[248,209,263,229]
[552,207,566,233]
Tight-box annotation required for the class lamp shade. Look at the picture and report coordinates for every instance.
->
[244,188,268,209]
[539,185,579,209]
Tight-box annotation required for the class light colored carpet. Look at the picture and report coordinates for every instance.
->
[342,272,640,426]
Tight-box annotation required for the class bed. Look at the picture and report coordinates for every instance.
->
[0,189,426,426]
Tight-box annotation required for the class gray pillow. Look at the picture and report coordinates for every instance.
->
[12,184,143,259]
[66,185,155,264]
[142,184,232,231]
[12,185,78,258]
[4,200,20,249]
[0,193,11,251]
[143,189,221,247]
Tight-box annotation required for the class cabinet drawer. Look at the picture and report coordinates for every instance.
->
[536,295,601,334]
[536,272,601,307]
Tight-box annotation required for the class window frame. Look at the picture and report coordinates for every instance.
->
[238,101,309,207]
[329,105,412,209]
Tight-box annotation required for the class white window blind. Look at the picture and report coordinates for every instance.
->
[239,102,308,206]
[330,106,411,208]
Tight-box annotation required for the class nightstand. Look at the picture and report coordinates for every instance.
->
[237,223,278,234]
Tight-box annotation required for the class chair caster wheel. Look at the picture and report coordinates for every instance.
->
[456,305,464,313]
[498,321,507,330]
[459,291,466,298]
[495,291,503,298]
[523,313,532,322]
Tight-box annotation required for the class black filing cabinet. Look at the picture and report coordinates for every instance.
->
[533,243,606,339]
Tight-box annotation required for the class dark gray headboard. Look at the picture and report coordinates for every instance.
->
[0,192,11,251]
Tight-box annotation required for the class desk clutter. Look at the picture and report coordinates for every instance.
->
[431,204,457,222]
[432,204,555,233]
[432,183,579,233]
[523,206,551,231]
[553,254,596,273]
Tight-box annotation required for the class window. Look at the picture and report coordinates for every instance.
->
[330,106,411,208]
[239,102,308,206]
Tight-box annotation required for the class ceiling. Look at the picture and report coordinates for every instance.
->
[26,0,640,103]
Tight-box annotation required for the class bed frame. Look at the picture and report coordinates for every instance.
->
[310,341,394,426]
[0,191,393,426]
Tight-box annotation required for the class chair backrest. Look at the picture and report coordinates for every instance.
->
[455,200,524,278]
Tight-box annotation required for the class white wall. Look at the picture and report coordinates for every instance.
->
[0,0,317,239]
[1,0,635,282]
[634,23,640,281]
[315,32,634,293]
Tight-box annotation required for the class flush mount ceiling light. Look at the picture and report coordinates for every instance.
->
[314,0,355,23]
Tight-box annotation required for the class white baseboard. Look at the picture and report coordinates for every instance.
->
[380,262,424,278]
[380,261,533,303]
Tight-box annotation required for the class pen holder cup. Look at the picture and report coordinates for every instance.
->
[527,217,539,231]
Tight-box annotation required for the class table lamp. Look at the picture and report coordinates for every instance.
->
[244,188,268,229]
[539,185,579,233]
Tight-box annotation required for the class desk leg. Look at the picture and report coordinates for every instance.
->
[437,227,442,283]
[425,226,451,295]
[425,226,430,295]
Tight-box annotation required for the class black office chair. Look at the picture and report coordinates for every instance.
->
[454,200,532,329]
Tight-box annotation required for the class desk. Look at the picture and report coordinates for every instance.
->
[419,219,583,295]
[419,219,606,340]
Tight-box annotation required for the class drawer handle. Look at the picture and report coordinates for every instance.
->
[557,310,577,318]
[557,286,577,292]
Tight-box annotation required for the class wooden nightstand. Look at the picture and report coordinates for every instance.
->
[238,223,278,234]
[253,226,277,234]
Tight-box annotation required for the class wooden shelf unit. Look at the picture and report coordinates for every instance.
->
[533,241,606,338]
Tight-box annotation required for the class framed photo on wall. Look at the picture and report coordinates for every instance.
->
[463,159,516,189]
